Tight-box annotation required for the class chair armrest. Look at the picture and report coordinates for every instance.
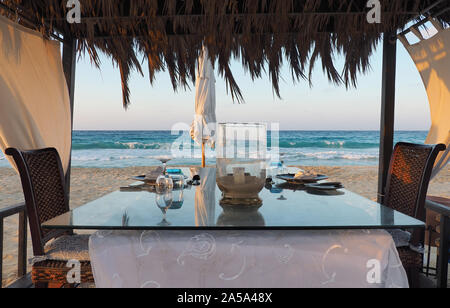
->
[425,200,450,217]
[0,203,26,219]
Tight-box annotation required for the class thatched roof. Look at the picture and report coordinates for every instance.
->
[1,0,449,108]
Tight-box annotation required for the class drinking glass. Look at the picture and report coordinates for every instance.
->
[156,174,174,194]
[169,189,184,210]
[171,174,185,189]
[155,156,172,174]
[156,192,173,226]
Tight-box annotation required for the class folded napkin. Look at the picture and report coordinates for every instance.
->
[167,169,182,175]
[294,170,318,178]
[386,229,411,248]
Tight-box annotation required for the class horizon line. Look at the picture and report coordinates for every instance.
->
[72,129,429,132]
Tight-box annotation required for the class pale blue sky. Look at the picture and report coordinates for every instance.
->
[73,36,431,131]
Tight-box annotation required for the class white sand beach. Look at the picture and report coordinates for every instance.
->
[1,166,449,286]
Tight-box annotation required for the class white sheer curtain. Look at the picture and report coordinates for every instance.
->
[399,25,450,178]
[0,15,71,172]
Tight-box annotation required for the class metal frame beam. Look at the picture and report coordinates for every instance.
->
[62,38,77,200]
[377,32,397,204]
[45,11,420,23]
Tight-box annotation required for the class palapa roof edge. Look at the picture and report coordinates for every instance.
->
[1,0,449,108]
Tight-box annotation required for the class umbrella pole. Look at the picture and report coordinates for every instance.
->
[202,141,206,168]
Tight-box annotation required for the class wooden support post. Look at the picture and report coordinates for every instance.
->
[377,32,397,204]
[202,141,206,168]
[62,38,77,201]
[0,219,3,288]
[437,215,449,288]
[17,211,27,278]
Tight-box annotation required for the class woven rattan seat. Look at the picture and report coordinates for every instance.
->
[6,148,94,288]
[44,235,90,262]
[383,142,446,286]
[32,260,93,287]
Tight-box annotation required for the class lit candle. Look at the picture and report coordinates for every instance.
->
[233,167,246,185]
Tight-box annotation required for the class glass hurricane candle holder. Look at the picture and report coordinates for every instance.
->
[216,123,268,207]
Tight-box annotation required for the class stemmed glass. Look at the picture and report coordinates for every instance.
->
[156,174,174,194]
[155,156,172,174]
[155,156,174,226]
[169,188,185,210]
[156,192,173,226]
[155,156,174,193]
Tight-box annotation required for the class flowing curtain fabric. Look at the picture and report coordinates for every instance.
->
[0,15,71,172]
[399,26,450,178]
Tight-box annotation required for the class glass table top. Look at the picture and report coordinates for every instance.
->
[43,168,425,231]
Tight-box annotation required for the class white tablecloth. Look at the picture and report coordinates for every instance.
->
[89,230,409,288]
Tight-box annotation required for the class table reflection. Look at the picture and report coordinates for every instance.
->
[156,192,173,226]
[169,189,184,210]
[265,181,288,201]
[217,206,266,227]
[191,168,216,227]
[43,168,425,231]
[306,189,346,196]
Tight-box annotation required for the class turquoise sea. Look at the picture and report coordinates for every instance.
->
[0,131,429,168]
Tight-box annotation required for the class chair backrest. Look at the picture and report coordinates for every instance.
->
[384,142,446,222]
[6,148,70,256]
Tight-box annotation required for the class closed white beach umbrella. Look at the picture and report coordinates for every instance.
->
[191,47,217,167]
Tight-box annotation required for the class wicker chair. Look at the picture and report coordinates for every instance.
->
[383,142,446,287]
[6,148,94,288]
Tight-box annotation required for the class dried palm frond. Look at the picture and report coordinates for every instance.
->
[1,0,448,108]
